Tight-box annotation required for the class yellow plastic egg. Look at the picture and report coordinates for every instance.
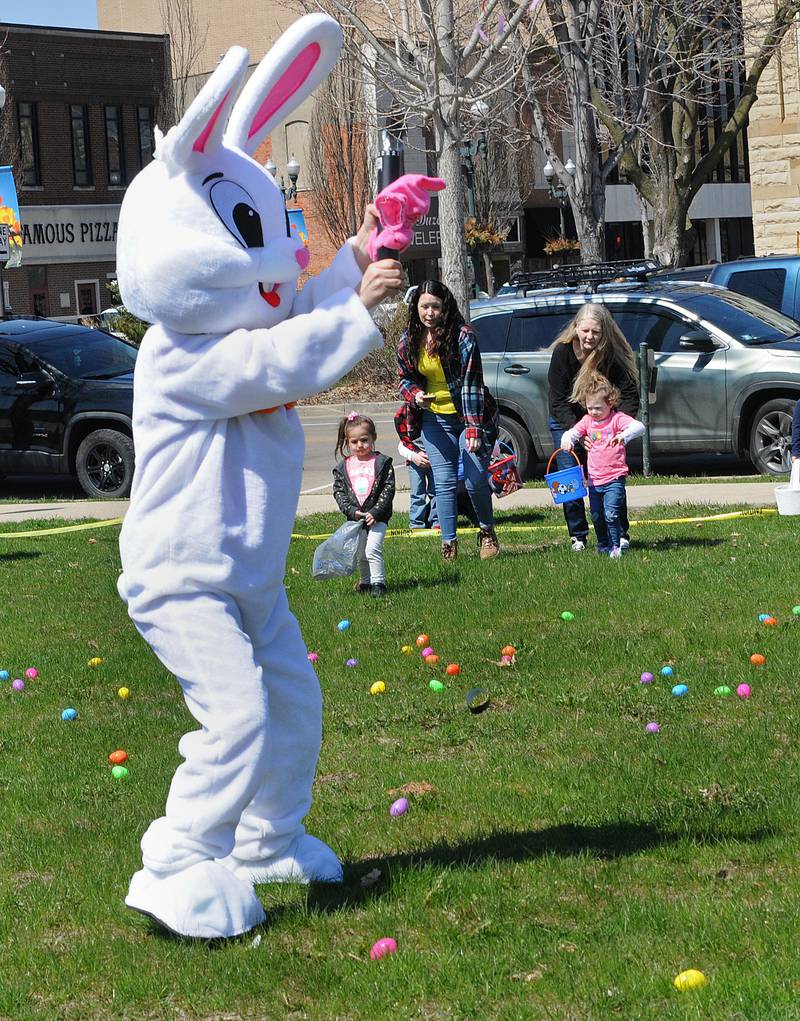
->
[673,969,707,991]
[370,681,386,696]
[117,687,130,700]
[88,657,103,667]
[401,645,413,655]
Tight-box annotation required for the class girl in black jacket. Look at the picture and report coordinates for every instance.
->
[332,413,395,597]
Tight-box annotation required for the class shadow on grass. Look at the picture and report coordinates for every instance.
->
[0,550,41,562]
[494,509,549,526]
[642,537,727,551]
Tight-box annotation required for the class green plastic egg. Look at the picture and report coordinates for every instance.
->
[713,685,732,697]
[429,679,445,693]
[111,765,129,779]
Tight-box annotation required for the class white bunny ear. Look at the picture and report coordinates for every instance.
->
[224,14,343,156]
[156,46,250,172]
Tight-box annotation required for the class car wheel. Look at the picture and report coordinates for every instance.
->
[75,429,135,498]
[497,415,532,479]
[748,398,795,475]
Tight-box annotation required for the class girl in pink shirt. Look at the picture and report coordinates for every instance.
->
[560,374,644,559]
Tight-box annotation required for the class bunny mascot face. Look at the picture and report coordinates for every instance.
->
[116,15,384,939]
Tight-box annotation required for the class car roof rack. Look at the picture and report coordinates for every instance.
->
[509,258,662,295]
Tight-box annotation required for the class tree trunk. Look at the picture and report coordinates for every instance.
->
[650,189,692,267]
[572,207,604,264]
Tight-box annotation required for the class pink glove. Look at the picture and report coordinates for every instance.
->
[367,174,446,261]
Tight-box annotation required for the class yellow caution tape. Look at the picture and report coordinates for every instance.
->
[0,517,123,538]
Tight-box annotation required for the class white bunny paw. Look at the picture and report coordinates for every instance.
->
[125,860,266,938]
[219,834,343,885]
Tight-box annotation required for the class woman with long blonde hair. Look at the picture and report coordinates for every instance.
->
[547,303,640,551]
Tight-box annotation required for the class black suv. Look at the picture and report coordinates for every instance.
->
[0,318,136,498]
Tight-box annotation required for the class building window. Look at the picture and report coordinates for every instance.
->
[17,102,41,186]
[104,106,126,186]
[70,104,93,186]
[137,106,154,167]
[32,290,48,318]
[75,280,100,316]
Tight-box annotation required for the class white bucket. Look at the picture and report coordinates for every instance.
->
[775,484,800,515]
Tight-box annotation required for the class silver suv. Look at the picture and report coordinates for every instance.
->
[472,278,800,476]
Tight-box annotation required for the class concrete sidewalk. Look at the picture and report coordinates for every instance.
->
[0,480,779,525]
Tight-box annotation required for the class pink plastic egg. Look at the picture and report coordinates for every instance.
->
[307,652,319,662]
[421,646,434,658]
[370,937,398,960]
[24,668,38,680]
[390,797,409,817]
[736,683,751,699]
[500,655,512,665]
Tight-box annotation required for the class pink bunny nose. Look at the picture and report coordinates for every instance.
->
[295,247,310,270]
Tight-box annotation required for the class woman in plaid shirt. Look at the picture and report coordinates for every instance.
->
[397,280,499,561]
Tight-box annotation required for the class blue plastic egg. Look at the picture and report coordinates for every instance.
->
[0,670,8,681]
[661,666,674,678]
[61,707,78,721]
[758,613,770,622]
[671,683,688,697]
[337,620,350,632]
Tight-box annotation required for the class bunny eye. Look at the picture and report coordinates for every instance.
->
[209,180,264,249]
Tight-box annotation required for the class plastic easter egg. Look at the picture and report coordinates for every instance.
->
[640,672,654,685]
[671,683,688,697]
[415,634,430,647]
[560,611,574,622]
[758,613,770,622]
[111,765,129,779]
[108,749,128,765]
[661,666,674,678]
[446,663,461,676]
[465,687,490,713]
[714,685,732,697]
[88,657,103,668]
[307,652,319,662]
[792,605,800,616]
[421,646,434,658]
[0,670,8,680]
[501,645,516,657]
[764,616,778,627]
[500,655,512,665]
[749,653,765,666]
[645,722,660,734]
[61,707,77,721]
[24,667,38,680]
[429,679,445,693]
[346,658,358,668]
[737,683,751,699]
[673,969,707,991]
[369,681,386,695]
[401,645,413,655]
[389,797,409,817]
[426,654,440,666]
[337,620,350,632]
[117,687,130,699]
[370,937,397,960]
[12,679,24,692]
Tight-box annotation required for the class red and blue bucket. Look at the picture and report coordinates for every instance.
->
[544,449,587,505]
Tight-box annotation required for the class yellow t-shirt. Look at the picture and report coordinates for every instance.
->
[418,347,457,415]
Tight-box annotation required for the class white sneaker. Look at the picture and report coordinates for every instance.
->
[570,537,587,552]
[620,537,631,551]
[609,547,623,560]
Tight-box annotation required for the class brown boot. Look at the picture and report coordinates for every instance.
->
[478,527,500,560]
[441,539,458,562]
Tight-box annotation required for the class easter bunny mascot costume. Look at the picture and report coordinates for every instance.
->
[116,15,401,939]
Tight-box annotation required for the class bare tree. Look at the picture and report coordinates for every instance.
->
[300,0,534,316]
[305,40,373,249]
[159,0,209,121]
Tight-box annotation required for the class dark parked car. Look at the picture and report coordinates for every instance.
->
[656,255,800,320]
[472,264,800,477]
[0,318,136,497]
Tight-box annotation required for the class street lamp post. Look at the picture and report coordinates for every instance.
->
[461,101,489,296]
[266,154,301,204]
[542,158,576,237]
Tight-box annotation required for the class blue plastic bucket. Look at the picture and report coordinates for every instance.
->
[544,449,587,505]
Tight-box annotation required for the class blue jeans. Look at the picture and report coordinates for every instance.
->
[407,459,437,529]
[421,411,494,542]
[549,422,630,543]
[589,477,627,550]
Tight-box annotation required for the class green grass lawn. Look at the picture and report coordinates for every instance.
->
[1,504,799,1020]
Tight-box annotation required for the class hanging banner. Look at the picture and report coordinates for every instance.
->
[287,208,309,248]
[0,166,22,267]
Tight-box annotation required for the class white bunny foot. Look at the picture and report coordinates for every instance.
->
[125,860,266,938]
[219,834,343,885]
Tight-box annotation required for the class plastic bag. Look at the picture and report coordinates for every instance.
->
[311,519,363,580]
[790,459,800,491]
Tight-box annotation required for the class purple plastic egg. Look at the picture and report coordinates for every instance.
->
[390,797,409,817]
[370,937,398,960]
[640,671,654,685]
[346,658,358,668]
[12,679,24,691]
[645,722,660,734]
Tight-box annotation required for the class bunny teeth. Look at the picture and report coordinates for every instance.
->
[258,282,281,308]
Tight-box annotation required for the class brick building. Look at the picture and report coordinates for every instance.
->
[1,22,170,317]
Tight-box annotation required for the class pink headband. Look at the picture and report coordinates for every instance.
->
[347,411,360,421]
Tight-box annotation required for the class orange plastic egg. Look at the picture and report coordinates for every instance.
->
[750,653,766,666]
[415,634,430,647]
[764,617,778,627]
[426,654,440,665]
[108,749,128,765]
[446,663,461,676]
[501,645,516,658]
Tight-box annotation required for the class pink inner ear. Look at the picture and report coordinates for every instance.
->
[193,90,231,153]
[248,43,321,139]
